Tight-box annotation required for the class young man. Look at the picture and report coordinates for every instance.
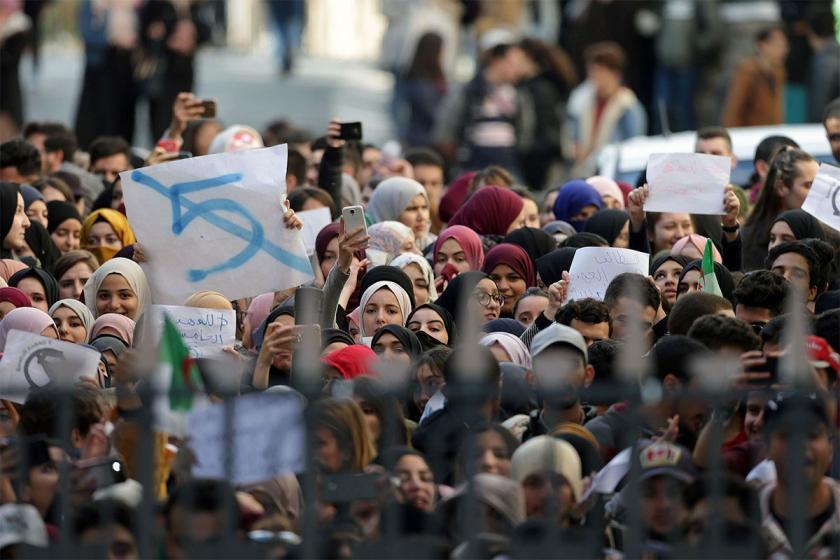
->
[0,139,41,184]
[765,241,822,310]
[603,273,660,343]
[555,298,611,346]
[667,292,734,336]
[694,126,737,169]
[824,98,840,163]
[88,136,132,184]
[687,314,761,357]
[404,148,446,233]
[732,270,788,329]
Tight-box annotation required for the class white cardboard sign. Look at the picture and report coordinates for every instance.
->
[566,247,650,302]
[147,305,236,356]
[297,207,333,256]
[121,145,313,304]
[644,153,729,215]
[801,163,840,232]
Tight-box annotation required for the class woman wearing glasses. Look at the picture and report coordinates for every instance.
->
[435,271,503,326]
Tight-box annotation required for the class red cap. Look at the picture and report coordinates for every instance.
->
[805,336,840,374]
[321,344,378,379]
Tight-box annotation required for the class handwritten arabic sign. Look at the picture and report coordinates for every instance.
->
[121,145,313,304]
[0,331,101,403]
[566,247,650,302]
[147,305,235,356]
[802,163,840,232]
[644,153,729,215]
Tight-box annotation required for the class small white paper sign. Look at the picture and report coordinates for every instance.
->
[0,331,101,403]
[187,392,305,485]
[297,207,333,255]
[121,144,313,304]
[566,247,650,302]
[644,153,729,215]
[801,163,840,232]
[147,305,235,356]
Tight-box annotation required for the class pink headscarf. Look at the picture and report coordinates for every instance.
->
[433,225,485,271]
[586,176,625,209]
[0,307,59,351]
[670,234,721,263]
[447,187,524,236]
[0,260,27,282]
[90,313,136,346]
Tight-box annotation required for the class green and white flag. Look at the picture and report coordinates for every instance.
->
[701,239,723,297]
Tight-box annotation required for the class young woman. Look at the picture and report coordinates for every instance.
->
[53,250,99,301]
[368,221,417,263]
[0,307,59,351]
[46,201,83,254]
[435,271,502,326]
[433,225,485,280]
[312,398,376,474]
[482,243,536,317]
[80,208,136,264]
[83,257,151,320]
[768,209,826,252]
[676,260,736,303]
[370,324,422,364]
[0,287,31,320]
[389,254,437,307]
[1,182,31,260]
[479,332,533,370]
[457,422,520,481]
[358,281,413,339]
[552,180,604,231]
[381,447,438,513]
[650,255,691,311]
[407,347,450,422]
[406,303,456,347]
[89,313,136,346]
[7,267,58,313]
[583,209,630,248]
[366,177,434,249]
[448,187,527,236]
[352,376,410,455]
[20,185,48,229]
[587,176,625,209]
[49,299,95,344]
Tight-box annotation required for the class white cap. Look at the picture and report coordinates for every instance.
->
[0,504,48,550]
[511,436,583,501]
[208,125,264,154]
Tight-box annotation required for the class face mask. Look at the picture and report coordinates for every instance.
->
[88,246,120,264]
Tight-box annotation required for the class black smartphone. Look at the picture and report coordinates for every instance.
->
[294,287,323,326]
[200,99,217,118]
[338,122,362,141]
[746,355,779,386]
[320,473,379,503]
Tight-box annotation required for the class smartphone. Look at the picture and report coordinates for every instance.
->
[176,151,193,160]
[320,473,379,503]
[294,287,323,326]
[746,355,779,386]
[200,99,217,118]
[338,122,362,141]
[341,205,367,236]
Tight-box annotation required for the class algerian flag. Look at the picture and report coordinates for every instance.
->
[701,239,723,297]
[160,315,203,411]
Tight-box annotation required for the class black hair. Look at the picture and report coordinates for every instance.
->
[765,240,821,290]
[512,287,548,317]
[815,310,839,348]
[286,149,307,186]
[556,297,610,326]
[800,238,836,293]
[685,475,761,525]
[164,479,237,530]
[696,126,732,151]
[650,335,709,383]
[19,384,105,440]
[23,121,66,139]
[404,147,445,170]
[732,270,788,317]
[559,232,609,248]
[88,136,130,166]
[587,338,623,386]
[44,129,78,160]
[0,139,41,176]
[807,8,836,38]
[74,499,136,538]
[353,376,409,449]
[604,273,661,312]
[755,25,783,43]
[455,421,519,482]
[824,98,840,122]
[288,186,336,215]
[667,292,733,336]
[687,315,761,352]
[753,135,799,165]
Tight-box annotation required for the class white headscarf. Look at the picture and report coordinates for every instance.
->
[49,299,96,343]
[389,253,438,302]
[83,258,152,320]
[479,332,533,370]
[369,221,414,262]
[357,280,413,338]
[367,177,427,222]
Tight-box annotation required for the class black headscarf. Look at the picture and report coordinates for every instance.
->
[8,266,59,307]
[481,318,526,337]
[583,209,630,246]
[0,182,20,259]
[22,221,61,273]
[561,232,608,248]
[535,248,577,286]
[370,324,423,358]
[406,302,457,347]
[321,327,355,351]
[502,227,556,268]
[678,259,735,304]
[253,304,295,351]
[46,200,83,234]
[359,265,416,310]
[434,271,489,322]
[773,209,825,241]
[649,254,692,276]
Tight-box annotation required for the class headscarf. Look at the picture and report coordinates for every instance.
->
[671,234,721,263]
[359,266,416,310]
[535,248,577,286]
[552,180,603,231]
[368,221,414,261]
[406,303,457,346]
[80,209,136,264]
[358,281,413,338]
[445,473,525,528]
[48,299,95,343]
[389,253,438,301]
[366,177,428,223]
[315,222,341,265]
[510,436,583,501]
[83,258,151,319]
[22,222,61,272]
[503,227,556,268]
[448,187,525,236]
[184,291,233,310]
[480,332,533,369]
[678,259,735,304]
[433,225,485,270]
[586,176,625,209]
[0,259,27,281]
[0,307,59,350]
[371,324,423,358]
[245,293,275,346]
[773,209,825,241]
[0,182,20,259]
[321,328,355,351]
[482,318,526,337]
[542,221,576,239]
[19,184,44,209]
[46,201,83,234]
[0,287,31,309]
[208,125,264,154]
[438,172,477,223]
[90,335,128,361]
[482,243,536,287]
[583,209,630,247]
[321,345,378,380]
[434,271,490,321]
[8,267,59,308]
[649,254,692,276]
[253,304,295,351]
[90,313,136,346]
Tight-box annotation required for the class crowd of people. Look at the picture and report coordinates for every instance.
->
[0,2,839,560]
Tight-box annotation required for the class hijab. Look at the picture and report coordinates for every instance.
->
[90,335,128,361]
[369,221,414,261]
[586,176,625,208]
[0,182,20,259]
[671,234,721,263]
[49,299,95,343]
[583,209,630,247]
[773,209,825,241]
[649,254,692,276]
[438,172,477,223]
[321,345,378,380]
[678,259,735,304]
[253,304,295,351]
[8,267,59,308]
[542,221,576,239]
[371,324,423,358]
[482,243,536,288]
[552,180,603,231]
[83,258,151,319]
[0,287,31,309]
[0,307,59,350]
[80,209,136,264]
[358,281,413,338]
[480,332,533,369]
[0,259,27,281]
[481,318,526,337]
[390,253,438,301]
[90,313,136,346]
[433,225,484,270]
[535,248,577,286]
[22,221,61,273]
[359,266,416,310]
[434,271,490,321]
[366,177,427,223]
[447,187,524,236]
[321,328,355,350]
[46,201,83,234]
[406,303,457,347]
[184,291,233,310]
[245,293,275,346]
[503,227,556,267]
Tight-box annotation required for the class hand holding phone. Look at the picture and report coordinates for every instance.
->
[341,206,367,236]
[338,122,362,141]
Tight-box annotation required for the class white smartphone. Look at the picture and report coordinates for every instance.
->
[341,205,367,236]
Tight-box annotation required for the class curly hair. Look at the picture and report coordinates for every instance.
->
[688,315,761,353]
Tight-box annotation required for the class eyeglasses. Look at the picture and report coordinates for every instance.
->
[473,291,504,308]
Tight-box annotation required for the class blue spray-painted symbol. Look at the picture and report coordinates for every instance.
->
[130,169,311,282]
